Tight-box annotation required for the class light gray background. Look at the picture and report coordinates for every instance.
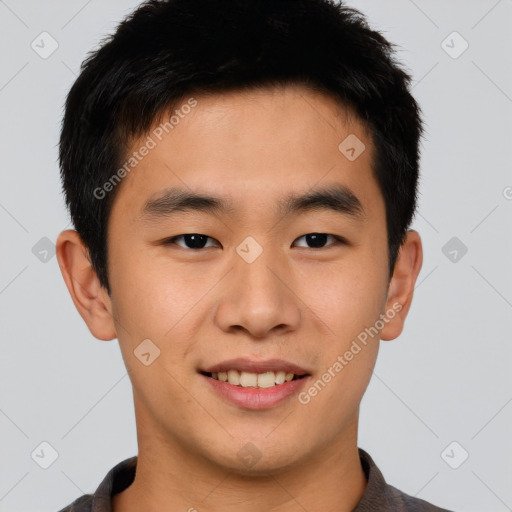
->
[1,1,511,511]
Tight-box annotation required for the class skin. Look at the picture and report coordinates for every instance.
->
[56,84,422,512]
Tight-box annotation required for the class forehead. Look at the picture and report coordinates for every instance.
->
[109,84,382,226]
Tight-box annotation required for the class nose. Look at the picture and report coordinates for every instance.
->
[214,248,302,339]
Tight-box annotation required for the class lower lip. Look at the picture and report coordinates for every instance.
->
[201,373,310,410]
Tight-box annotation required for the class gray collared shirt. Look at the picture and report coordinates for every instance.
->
[57,448,453,511]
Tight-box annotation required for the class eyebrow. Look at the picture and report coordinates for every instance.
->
[138,184,366,223]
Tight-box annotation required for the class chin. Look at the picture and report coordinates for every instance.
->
[207,440,308,477]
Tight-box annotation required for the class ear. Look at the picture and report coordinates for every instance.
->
[380,229,423,341]
[56,229,117,341]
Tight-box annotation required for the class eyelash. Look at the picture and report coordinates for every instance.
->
[163,233,347,250]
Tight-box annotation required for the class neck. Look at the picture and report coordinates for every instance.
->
[113,409,367,512]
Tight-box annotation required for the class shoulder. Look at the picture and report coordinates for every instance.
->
[56,494,94,512]
[55,456,137,512]
[386,483,454,511]
[356,448,454,512]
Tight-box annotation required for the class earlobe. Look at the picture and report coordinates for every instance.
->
[56,229,117,341]
[380,229,423,341]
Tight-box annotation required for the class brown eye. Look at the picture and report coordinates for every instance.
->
[293,233,344,248]
[165,234,219,249]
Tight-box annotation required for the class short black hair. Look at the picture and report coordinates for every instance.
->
[59,0,424,296]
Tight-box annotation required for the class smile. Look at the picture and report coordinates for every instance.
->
[203,369,306,388]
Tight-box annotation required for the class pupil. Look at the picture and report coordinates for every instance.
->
[306,233,327,248]
[185,234,208,249]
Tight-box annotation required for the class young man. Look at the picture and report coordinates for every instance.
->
[55,0,452,510]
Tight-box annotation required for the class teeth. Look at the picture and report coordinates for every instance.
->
[275,371,286,385]
[210,370,301,388]
[257,371,275,388]
[227,369,240,386]
[239,371,257,387]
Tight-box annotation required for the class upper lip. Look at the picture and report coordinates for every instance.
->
[201,358,310,376]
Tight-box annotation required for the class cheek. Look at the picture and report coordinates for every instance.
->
[108,251,202,397]
[293,258,384,434]
[109,247,204,335]
[108,247,224,387]
[297,251,388,346]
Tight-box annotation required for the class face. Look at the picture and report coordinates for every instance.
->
[75,84,407,473]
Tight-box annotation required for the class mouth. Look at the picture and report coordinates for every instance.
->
[200,357,311,387]
[199,370,309,389]
[199,368,311,410]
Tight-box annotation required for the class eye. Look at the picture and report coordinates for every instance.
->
[293,233,345,249]
[163,232,345,250]
[165,233,219,249]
